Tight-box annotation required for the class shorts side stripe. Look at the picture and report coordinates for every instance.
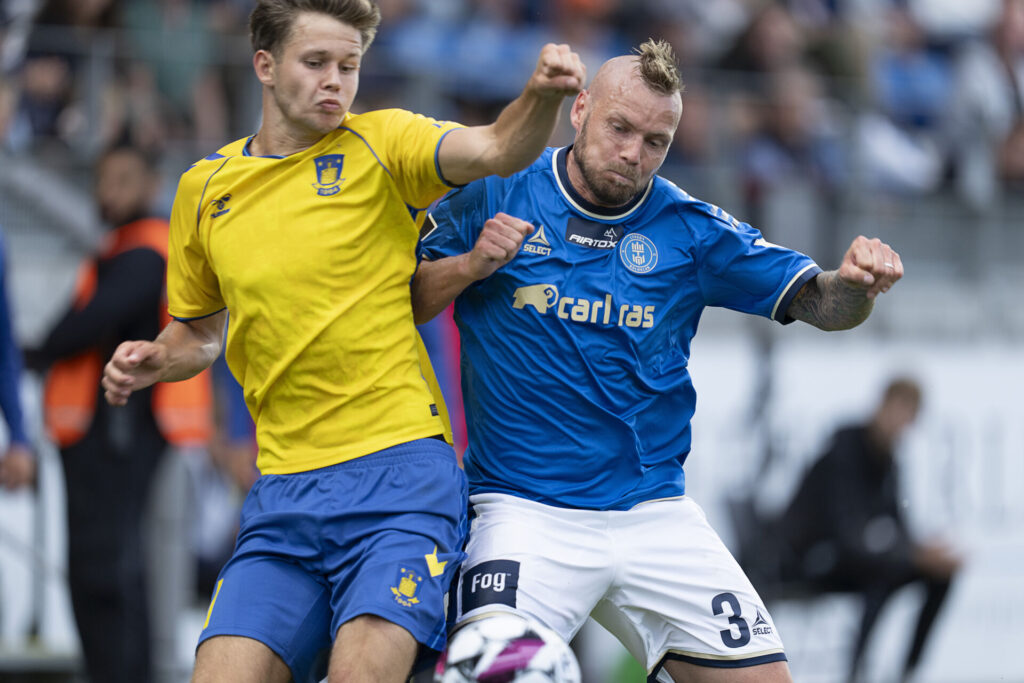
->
[203,579,224,630]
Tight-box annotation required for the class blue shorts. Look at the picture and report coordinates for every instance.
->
[198,437,468,683]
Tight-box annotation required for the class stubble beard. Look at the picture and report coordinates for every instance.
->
[572,121,642,207]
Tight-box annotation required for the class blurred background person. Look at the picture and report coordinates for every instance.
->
[22,143,212,683]
[0,225,34,489]
[739,63,845,262]
[775,377,963,683]
[855,3,952,196]
[945,0,1024,210]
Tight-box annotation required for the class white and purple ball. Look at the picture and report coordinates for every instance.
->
[435,612,581,683]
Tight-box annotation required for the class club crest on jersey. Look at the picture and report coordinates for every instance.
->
[312,154,345,196]
[391,567,423,607]
[619,233,658,274]
[512,283,559,314]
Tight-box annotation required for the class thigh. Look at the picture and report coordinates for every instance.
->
[193,635,293,683]
[329,614,419,683]
[453,493,614,641]
[322,438,468,653]
[596,497,788,682]
[199,550,332,683]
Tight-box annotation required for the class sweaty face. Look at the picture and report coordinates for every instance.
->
[570,81,681,207]
[266,12,362,138]
[96,150,153,226]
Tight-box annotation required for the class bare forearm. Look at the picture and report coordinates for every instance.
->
[787,271,874,331]
[442,93,563,186]
[154,316,224,381]
[412,257,477,325]
[485,90,564,176]
[439,44,583,185]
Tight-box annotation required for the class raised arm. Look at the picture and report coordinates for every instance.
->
[413,213,534,324]
[437,44,585,186]
[787,236,903,331]
[102,310,227,406]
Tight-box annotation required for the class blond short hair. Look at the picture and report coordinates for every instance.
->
[634,39,683,96]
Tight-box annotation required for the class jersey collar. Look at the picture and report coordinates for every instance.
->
[552,146,653,221]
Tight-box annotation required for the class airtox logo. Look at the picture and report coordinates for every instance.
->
[619,233,658,274]
[512,283,559,314]
[391,567,423,607]
[566,216,621,250]
[313,154,345,196]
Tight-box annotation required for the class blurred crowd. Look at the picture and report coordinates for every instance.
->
[0,0,1022,221]
[0,2,1017,680]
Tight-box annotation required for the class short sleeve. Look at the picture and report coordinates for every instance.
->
[374,109,464,210]
[418,179,492,262]
[695,213,820,323]
[166,172,225,320]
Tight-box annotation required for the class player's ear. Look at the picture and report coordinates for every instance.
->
[569,90,588,132]
[253,49,276,86]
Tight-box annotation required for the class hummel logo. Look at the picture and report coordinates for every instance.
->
[211,194,232,218]
[424,545,447,577]
[524,225,552,256]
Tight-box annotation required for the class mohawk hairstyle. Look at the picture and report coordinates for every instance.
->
[634,39,684,96]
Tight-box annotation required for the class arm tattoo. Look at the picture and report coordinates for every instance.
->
[787,270,873,331]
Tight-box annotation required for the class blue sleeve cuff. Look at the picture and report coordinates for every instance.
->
[773,264,822,324]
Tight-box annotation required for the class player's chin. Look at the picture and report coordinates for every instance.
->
[309,112,345,133]
[594,181,638,206]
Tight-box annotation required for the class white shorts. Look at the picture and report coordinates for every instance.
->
[452,493,786,681]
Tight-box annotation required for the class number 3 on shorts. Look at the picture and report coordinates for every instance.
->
[711,592,751,648]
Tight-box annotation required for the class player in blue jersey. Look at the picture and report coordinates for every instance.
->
[414,40,903,683]
[100,2,585,683]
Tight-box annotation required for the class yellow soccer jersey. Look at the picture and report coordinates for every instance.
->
[167,109,462,474]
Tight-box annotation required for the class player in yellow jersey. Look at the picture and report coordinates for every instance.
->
[100,1,585,682]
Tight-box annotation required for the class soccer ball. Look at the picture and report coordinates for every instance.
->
[434,612,582,683]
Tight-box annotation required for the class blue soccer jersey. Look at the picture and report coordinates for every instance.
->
[419,147,821,510]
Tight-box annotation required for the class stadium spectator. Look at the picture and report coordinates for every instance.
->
[100,1,585,681]
[0,226,33,489]
[15,0,123,154]
[415,38,903,683]
[186,352,256,602]
[945,0,1024,209]
[997,118,1024,191]
[119,0,231,152]
[854,6,951,197]
[776,377,962,683]
[739,64,845,260]
[23,143,214,683]
[719,2,806,78]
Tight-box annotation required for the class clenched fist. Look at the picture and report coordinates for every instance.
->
[527,43,586,100]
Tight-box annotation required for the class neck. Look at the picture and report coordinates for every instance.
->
[251,94,329,156]
[250,125,322,157]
